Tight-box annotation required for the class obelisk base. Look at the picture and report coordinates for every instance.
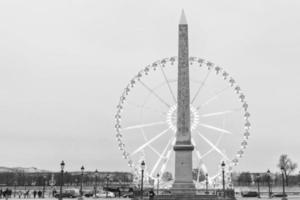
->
[171,181,196,195]
[171,144,195,195]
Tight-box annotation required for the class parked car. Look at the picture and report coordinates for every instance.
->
[83,190,94,197]
[122,192,134,198]
[241,191,258,197]
[54,188,80,198]
[160,190,171,195]
[272,193,288,197]
[96,191,115,198]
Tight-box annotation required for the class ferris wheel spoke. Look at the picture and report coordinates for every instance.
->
[197,132,230,161]
[148,145,161,157]
[196,86,230,110]
[195,150,207,181]
[139,80,171,108]
[150,137,175,177]
[201,164,208,174]
[135,130,162,165]
[199,149,213,160]
[159,148,173,175]
[197,163,208,182]
[123,121,166,130]
[191,70,211,104]
[130,127,171,156]
[192,138,203,162]
[198,132,224,160]
[192,138,208,182]
[210,172,221,181]
[199,123,232,134]
[200,108,241,118]
[191,138,204,162]
[160,65,177,103]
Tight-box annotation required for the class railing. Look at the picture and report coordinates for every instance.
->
[147,188,235,197]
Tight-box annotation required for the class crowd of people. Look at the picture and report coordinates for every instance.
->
[0,189,47,199]
[0,189,12,199]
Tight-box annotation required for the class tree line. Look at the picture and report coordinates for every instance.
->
[234,154,299,186]
[232,171,300,186]
[0,171,133,187]
[0,154,297,187]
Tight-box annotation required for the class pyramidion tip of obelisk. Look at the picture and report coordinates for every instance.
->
[179,9,187,25]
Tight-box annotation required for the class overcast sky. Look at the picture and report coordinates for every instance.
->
[0,0,300,173]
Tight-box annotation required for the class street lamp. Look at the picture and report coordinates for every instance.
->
[256,174,261,198]
[49,174,55,197]
[267,169,272,198]
[80,166,85,197]
[298,171,300,186]
[141,160,145,200]
[281,166,287,200]
[14,180,17,198]
[156,173,160,195]
[43,175,47,198]
[59,160,65,200]
[94,169,99,197]
[106,174,110,198]
[221,161,226,199]
[205,173,209,194]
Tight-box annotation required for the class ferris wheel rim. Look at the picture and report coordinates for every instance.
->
[114,56,251,181]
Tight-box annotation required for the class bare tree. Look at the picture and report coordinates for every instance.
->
[277,154,298,186]
[161,171,173,182]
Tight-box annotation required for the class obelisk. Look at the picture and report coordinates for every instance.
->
[172,10,196,194]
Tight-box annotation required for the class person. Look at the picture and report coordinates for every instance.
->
[33,190,37,198]
[149,189,155,200]
[117,188,121,197]
[4,188,9,200]
[24,190,29,198]
[37,191,42,198]
[8,189,12,198]
[52,189,57,197]
[7,189,12,198]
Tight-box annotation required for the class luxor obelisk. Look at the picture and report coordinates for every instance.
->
[171,11,196,194]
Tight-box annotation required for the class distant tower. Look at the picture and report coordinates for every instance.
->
[171,10,196,194]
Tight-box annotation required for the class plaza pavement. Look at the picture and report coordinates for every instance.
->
[236,198,300,200]
[3,197,300,200]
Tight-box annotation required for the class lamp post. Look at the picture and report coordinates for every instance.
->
[281,166,287,200]
[59,160,65,200]
[221,161,226,199]
[106,174,110,198]
[267,169,272,198]
[43,175,47,198]
[256,174,261,198]
[205,173,209,194]
[141,161,145,200]
[94,169,98,197]
[80,166,84,197]
[298,171,300,187]
[156,173,160,195]
[49,174,55,197]
[14,181,17,198]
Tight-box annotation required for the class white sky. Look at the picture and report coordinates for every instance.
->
[0,0,300,173]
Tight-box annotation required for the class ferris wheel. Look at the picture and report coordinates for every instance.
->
[114,57,250,187]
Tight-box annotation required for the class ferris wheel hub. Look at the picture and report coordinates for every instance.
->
[166,105,200,133]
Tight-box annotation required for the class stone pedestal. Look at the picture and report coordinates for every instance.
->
[172,145,195,195]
